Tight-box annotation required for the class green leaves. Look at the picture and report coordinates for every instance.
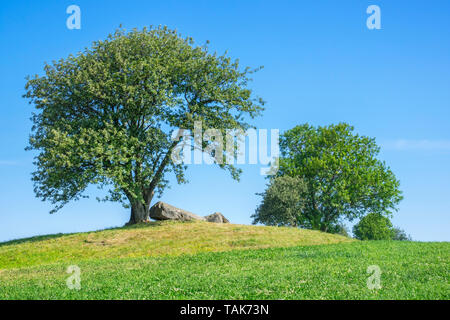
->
[25,26,264,217]
[353,213,394,240]
[252,176,308,227]
[270,123,403,232]
[353,213,412,241]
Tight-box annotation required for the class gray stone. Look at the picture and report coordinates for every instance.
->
[150,202,205,222]
[204,212,230,223]
[149,202,230,223]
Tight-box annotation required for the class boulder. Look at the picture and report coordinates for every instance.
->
[149,202,230,223]
[204,212,230,223]
[150,202,205,222]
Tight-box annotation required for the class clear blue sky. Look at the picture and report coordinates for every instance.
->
[0,0,449,242]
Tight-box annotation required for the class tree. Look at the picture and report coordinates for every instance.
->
[329,223,350,237]
[252,176,307,227]
[252,175,352,236]
[352,212,394,240]
[391,227,412,241]
[24,26,264,224]
[270,123,403,232]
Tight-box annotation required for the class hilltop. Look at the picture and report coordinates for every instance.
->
[0,220,352,269]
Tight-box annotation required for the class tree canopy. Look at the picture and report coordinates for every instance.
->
[253,123,403,232]
[353,212,394,240]
[252,176,307,227]
[24,26,264,224]
[391,227,412,241]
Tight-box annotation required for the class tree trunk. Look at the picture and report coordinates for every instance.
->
[125,142,176,225]
[127,190,154,225]
[128,202,149,224]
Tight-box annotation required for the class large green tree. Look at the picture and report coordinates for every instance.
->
[253,123,403,232]
[24,26,264,224]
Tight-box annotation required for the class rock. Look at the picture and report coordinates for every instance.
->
[204,212,230,223]
[149,202,230,223]
[150,202,205,222]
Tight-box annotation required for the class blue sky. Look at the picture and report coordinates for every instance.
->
[0,0,449,242]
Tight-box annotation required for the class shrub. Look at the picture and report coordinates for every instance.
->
[392,227,412,241]
[353,213,394,240]
[252,176,307,227]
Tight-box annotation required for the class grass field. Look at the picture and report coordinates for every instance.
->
[0,221,448,299]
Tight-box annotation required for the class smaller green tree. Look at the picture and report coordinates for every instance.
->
[331,223,350,237]
[251,176,307,227]
[392,227,412,241]
[353,213,394,240]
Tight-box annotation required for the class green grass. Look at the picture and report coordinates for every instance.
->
[0,221,448,299]
[0,220,352,269]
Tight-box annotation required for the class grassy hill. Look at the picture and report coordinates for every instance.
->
[0,221,448,299]
[0,220,352,269]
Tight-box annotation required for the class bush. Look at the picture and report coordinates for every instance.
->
[333,224,351,237]
[251,176,307,227]
[353,213,394,240]
[392,227,412,241]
